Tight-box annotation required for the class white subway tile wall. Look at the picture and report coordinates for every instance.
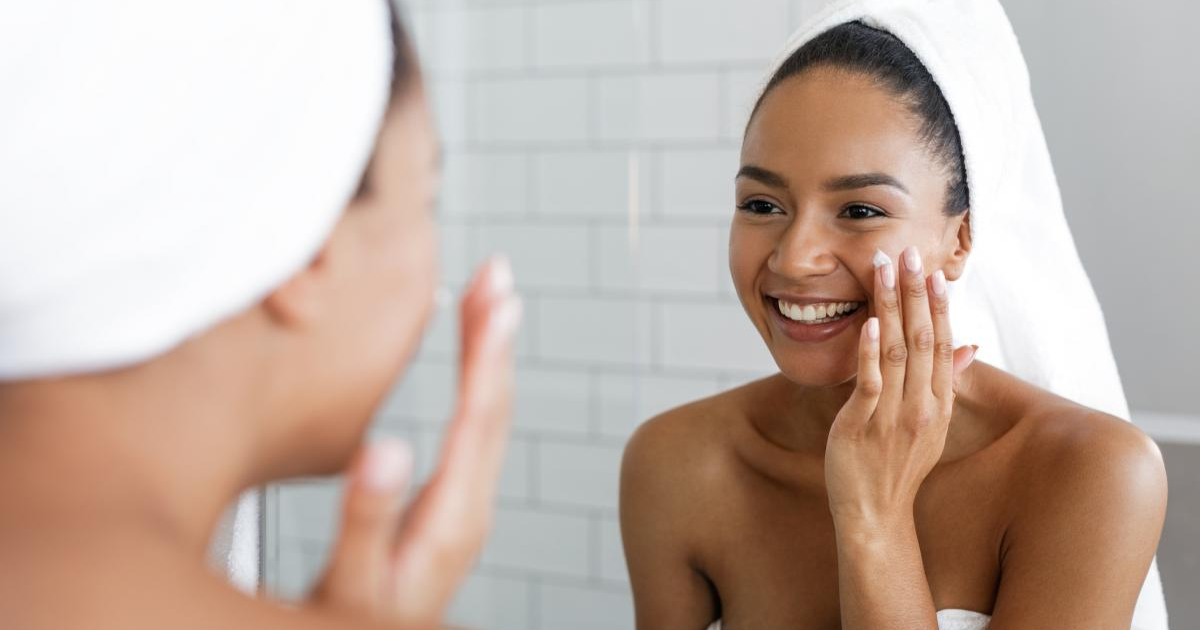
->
[266,1,791,627]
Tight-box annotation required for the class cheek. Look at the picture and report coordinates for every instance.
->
[728,223,773,292]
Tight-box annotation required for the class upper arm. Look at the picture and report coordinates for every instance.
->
[988,415,1167,630]
[620,413,719,630]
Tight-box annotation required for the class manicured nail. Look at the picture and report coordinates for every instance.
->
[872,249,895,289]
[967,344,979,365]
[931,269,947,297]
[867,317,879,340]
[903,246,923,274]
[364,439,412,492]
[490,255,514,294]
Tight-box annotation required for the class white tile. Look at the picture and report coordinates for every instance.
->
[537,297,653,366]
[659,148,740,218]
[440,151,530,217]
[596,224,722,294]
[423,6,527,73]
[594,73,721,143]
[375,361,456,424]
[595,372,723,438]
[658,0,791,64]
[533,1,652,68]
[446,573,531,630]
[473,223,590,291]
[480,507,591,577]
[540,582,635,630]
[428,78,471,148]
[277,480,343,543]
[473,77,590,145]
[274,541,329,602]
[438,221,472,287]
[597,517,629,584]
[537,441,623,510]
[657,301,777,372]
[721,69,766,140]
[514,366,592,435]
[535,150,651,217]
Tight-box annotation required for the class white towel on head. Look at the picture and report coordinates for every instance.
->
[0,0,396,594]
[752,1,1168,628]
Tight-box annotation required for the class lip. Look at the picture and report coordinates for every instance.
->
[765,295,867,343]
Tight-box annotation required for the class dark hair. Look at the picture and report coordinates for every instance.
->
[750,21,969,215]
[353,1,420,199]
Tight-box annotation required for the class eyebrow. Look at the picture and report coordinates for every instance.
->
[736,165,910,195]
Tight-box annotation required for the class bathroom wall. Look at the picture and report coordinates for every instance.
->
[263,1,1200,628]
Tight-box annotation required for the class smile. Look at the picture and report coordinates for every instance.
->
[774,298,864,324]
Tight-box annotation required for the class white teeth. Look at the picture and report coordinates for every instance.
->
[775,299,861,323]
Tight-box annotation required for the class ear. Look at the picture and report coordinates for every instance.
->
[941,209,972,282]
[262,241,334,329]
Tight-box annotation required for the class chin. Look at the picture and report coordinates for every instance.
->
[772,355,857,388]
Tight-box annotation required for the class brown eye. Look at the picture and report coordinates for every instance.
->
[737,199,782,215]
[841,204,885,220]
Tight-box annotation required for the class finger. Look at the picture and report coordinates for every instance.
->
[318,439,412,611]
[441,256,521,488]
[872,248,905,409]
[385,257,521,623]
[898,246,935,399]
[927,269,956,402]
[952,344,979,390]
[834,317,882,435]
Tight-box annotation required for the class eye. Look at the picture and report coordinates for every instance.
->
[840,203,886,220]
[736,199,783,215]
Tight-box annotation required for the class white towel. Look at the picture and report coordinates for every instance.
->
[754,1,1169,628]
[0,0,396,593]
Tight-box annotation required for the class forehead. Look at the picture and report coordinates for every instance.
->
[742,68,940,190]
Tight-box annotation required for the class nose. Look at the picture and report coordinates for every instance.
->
[767,213,839,279]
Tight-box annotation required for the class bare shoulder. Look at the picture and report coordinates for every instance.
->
[620,379,759,538]
[1008,399,1168,527]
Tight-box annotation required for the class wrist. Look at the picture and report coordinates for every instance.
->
[832,508,917,546]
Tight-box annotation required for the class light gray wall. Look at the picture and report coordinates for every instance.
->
[1000,0,1200,417]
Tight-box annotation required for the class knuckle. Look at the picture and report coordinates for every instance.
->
[884,341,908,366]
[910,326,936,353]
[905,281,927,300]
[881,296,902,316]
[935,338,956,363]
[859,377,883,397]
[932,296,950,316]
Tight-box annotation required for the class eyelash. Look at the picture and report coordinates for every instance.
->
[735,200,887,219]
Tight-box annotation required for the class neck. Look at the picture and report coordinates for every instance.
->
[0,347,265,560]
[758,361,986,452]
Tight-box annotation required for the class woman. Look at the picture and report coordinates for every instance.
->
[0,2,517,629]
[620,1,1170,629]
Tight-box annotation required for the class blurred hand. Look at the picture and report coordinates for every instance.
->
[309,256,522,628]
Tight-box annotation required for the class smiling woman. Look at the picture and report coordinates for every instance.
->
[619,1,1169,630]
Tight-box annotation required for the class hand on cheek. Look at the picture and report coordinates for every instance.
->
[824,245,978,529]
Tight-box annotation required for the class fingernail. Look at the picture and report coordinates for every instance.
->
[490,255,514,294]
[967,344,979,364]
[872,249,895,289]
[903,246,923,274]
[867,317,879,340]
[488,296,524,341]
[364,439,412,492]
[931,269,947,297]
